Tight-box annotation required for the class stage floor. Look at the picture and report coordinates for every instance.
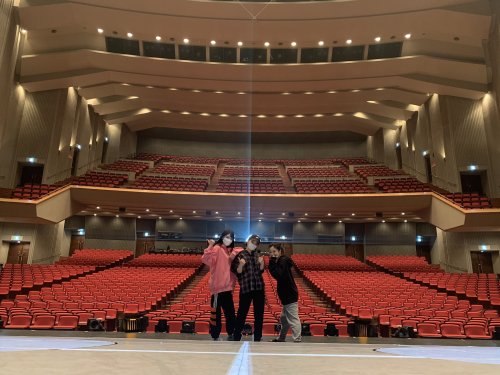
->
[0,331,499,375]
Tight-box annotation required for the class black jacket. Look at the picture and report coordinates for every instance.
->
[268,255,298,305]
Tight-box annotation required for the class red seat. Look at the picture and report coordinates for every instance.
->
[168,320,183,334]
[417,323,442,338]
[30,315,56,329]
[310,324,325,336]
[440,323,466,339]
[54,315,79,330]
[195,321,210,334]
[5,315,32,329]
[464,324,492,339]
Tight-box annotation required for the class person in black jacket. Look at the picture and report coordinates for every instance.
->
[268,243,301,342]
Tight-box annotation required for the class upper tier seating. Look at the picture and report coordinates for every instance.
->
[130,176,207,192]
[56,249,133,267]
[67,171,128,188]
[100,160,149,175]
[152,164,215,177]
[222,167,280,178]
[355,165,405,180]
[283,159,337,166]
[216,179,286,193]
[292,255,374,271]
[0,264,95,298]
[444,193,492,209]
[169,156,220,165]
[375,178,431,193]
[340,158,374,167]
[225,159,278,166]
[287,167,351,179]
[124,254,202,268]
[11,184,58,200]
[133,153,170,164]
[366,256,443,273]
[294,180,373,194]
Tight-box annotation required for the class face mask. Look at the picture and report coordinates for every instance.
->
[247,243,257,251]
[222,237,232,246]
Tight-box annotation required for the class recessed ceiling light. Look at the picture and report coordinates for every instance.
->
[219,218,223,221]
[219,114,229,117]
[238,114,247,118]
[215,211,219,214]
[260,212,263,215]
[237,41,243,46]
[169,210,173,213]
[116,215,119,218]
[96,206,100,209]
[282,92,291,95]
[282,213,286,216]
[318,41,324,46]
[351,213,356,216]
[180,217,183,220]
[404,219,408,223]
[138,216,141,219]
[275,115,286,118]
[93,213,97,216]
[237,92,246,95]
[159,217,162,220]
[291,41,297,47]
[192,89,201,93]
[298,220,301,223]
[21,29,27,34]
[127,32,133,38]
[156,36,162,41]
[97,28,104,34]
[305,213,308,216]
[304,92,314,95]
[278,219,282,222]
[200,113,211,117]
[162,110,171,114]
[382,220,386,223]
[328,90,337,94]
[375,36,381,42]
[258,219,262,222]
[257,114,267,118]
[264,42,270,47]
[405,33,412,39]
[181,111,191,115]
[314,114,324,117]
[338,220,343,223]
[215,91,224,94]
[327,213,332,216]
[193,210,197,214]
[146,209,150,212]
[346,39,352,45]
[183,38,189,44]
[401,212,405,215]
[294,114,304,118]
[318,220,322,223]
[210,40,216,46]
[169,87,178,91]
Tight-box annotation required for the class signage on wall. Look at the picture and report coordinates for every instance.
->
[11,235,23,242]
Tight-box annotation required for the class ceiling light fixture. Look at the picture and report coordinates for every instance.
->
[127,32,133,38]
[97,28,104,34]
[405,33,412,39]
[264,42,270,47]
[374,36,381,42]
[346,39,352,45]
[291,41,297,47]
[318,41,324,46]
[156,36,162,41]
[183,38,189,44]
[210,40,216,46]
[237,41,243,46]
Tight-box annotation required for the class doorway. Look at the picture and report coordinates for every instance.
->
[396,145,402,170]
[136,238,155,257]
[460,173,484,195]
[101,139,109,164]
[345,244,364,262]
[69,235,85,256]
[470,251,494,274]
[19,164,44,186]
[424,154,432,183]
[416,243,432,264]
[7,242,30,264]
[71,147,80,176]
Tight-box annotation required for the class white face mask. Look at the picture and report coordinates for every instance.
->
[222,237,233,246]
[247,243,257,251]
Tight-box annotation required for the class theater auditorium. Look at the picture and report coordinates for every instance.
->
[0,0,500,374]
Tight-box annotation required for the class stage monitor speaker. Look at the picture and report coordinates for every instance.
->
[301,323,311,336]
[493,326,500,340]
[155,319,168,333]
[325,323,339,337]
[88,318,105,331]
[181,320,195,334]
[242,323,253,336]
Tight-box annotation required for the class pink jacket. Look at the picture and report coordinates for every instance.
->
[202,244,243,295]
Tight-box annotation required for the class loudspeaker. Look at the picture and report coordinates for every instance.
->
[119,207,126,213]
[88,319,105,331]
[242,323,253,336]
[301,323,311,336]
[325,323,339,337]
[155,319,168,333]
[492,326,500,340]
[181,320,195,334]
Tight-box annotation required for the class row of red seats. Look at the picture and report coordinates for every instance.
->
[282,159,337,166]
[292,255,375,271]
[169,156,220,165]
[301,270,499,339]
[294,180,373,194]
[133,153,171,164]
[56,249,133,267]
[216,180,286,193]
[11,184,58,200]
[340,158,374,168]
[0,267,197,330]
[366,255,443,273]
[100,160,149,175]
[404,272,500,308]
[130,176,207,192]
[444,193,492,209]
[225,159,279,166]
[153,164,215,177]
[375,178,431,193]
[68,171,128,188]
[222,167,280,178]
[287,167,351,179]
[125,254,202,268]
[355,166,405,179]
[0,264,95,298]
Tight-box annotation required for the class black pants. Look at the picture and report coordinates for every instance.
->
[233,290,265,341]
[210,291,236,339]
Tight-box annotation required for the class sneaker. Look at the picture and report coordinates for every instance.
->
[271,338,286,342]
[293,338,302,343]
[212,337,221,341]
[226,334,234,341]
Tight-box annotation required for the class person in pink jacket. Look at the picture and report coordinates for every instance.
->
[202,229,243,341]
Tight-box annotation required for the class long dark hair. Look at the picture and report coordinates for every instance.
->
[215,229,235,248]
[269,243,285,254]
